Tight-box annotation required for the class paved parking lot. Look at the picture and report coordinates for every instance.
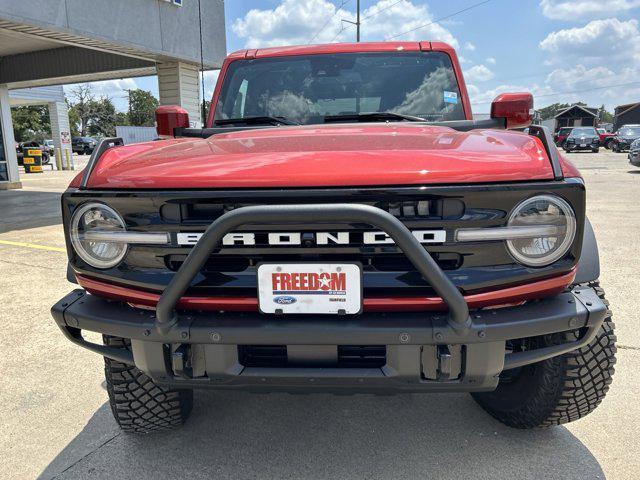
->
[1,150,639,479]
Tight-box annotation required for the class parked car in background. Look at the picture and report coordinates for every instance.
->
[43,139,55,156]
[611,125,640,153]
[72,137,97,155]
[563,127,599,153]
[553,127,573,147]
[16,141,50,165]
[596,128,615,149]
[628,139,640,167]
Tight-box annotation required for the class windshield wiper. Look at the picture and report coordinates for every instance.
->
[324,112,426,123]
[214,116,299,126]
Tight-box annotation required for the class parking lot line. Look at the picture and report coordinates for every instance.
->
[0,239,66,253]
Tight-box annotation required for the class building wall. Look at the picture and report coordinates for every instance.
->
[116,125,158,145]
[614,105,640,131]
[0,85,20,187]
[0,0,226,67]
[9,85,65,105]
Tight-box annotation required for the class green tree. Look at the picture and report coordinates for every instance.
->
[68,84,98,136]
[11,105,51,142]
[127,89,159,126]
[66,97,81,137]
[598,104,614,123]
[87,96,119,137]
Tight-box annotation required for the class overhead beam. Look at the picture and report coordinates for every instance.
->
[0,46,155,86]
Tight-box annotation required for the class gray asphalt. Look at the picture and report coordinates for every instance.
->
[0,150,638,479]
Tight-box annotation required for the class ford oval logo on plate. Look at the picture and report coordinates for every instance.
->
[274,296,297,305]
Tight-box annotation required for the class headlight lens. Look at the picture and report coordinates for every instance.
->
[506,195,576,267]
[70,203,127,268]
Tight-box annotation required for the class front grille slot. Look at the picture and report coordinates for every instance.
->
[162,199,465,223]
[337,345,387,368]
[238,345,387,368]
[166,253,461,273]
[238,345,288,367]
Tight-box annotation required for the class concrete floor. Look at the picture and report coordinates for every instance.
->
[0,150,638,479]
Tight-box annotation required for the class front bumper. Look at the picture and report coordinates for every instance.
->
[565,143,598,151]
[52,284,606,393]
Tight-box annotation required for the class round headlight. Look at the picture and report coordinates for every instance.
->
[70,203,127,268]
[506,195,576,267]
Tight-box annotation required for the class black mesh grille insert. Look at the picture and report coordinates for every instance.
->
[238,345,287,367]
[337,345,387,368]
[238,345,387,368]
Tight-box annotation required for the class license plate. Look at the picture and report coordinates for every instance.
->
[257,263,362,314]
[23,157,34,164]
[580,144,586,147]
[27,149,42,156]
[28,165,43,172]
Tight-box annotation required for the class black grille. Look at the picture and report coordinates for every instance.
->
[238,345,287,367]
[337,345,386,368]
[162,198,465,223]
[238,345,387,368]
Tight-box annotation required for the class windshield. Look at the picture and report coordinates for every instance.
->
[559,128,572,135]
[618,127,640,136]
[214,52,465,125]
[570,127,597,136]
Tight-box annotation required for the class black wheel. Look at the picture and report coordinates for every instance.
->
[604,139,612,149]
[83,147,92,155]
[472,281,616,429]
[103,336,193,434]
[613,144,619,153]
[41,153,50,165]
[592,148,599,153]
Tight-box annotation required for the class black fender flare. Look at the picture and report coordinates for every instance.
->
[66,263,78,284]
[575,217,600,284]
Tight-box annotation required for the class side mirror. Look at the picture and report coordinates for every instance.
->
[155,105,190,138]
[490,92,534,129]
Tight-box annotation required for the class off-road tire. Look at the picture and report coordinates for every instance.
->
[103,335,193,434]
[472,281,616,429]
[604,139,612,149]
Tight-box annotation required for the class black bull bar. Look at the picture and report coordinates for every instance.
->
[156,204,472,333]
[52,204,607,385]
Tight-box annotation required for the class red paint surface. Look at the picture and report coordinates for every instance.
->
[76,269,575,313]
[558,153,582,178]
[83,124,554,189]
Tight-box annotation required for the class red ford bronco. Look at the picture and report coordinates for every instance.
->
[52,42,616,433]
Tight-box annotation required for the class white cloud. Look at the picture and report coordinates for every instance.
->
[464,64,494,82]
[485,57,496,65]
[539,18,640,65]
[464,42,476,51]
[540,0,640,20]
[202,70,220,101]
[543,65,640,103]
[64,78,137,101]
[232,0,459,48]
[468,83,552,113]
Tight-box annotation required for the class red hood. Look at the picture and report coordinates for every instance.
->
[84,124,555,189]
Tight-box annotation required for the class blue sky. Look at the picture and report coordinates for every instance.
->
[65,0,640,115]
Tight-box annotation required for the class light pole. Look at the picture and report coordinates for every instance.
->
[342,0,361,42]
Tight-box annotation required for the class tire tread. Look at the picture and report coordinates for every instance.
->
[103,336,193,434]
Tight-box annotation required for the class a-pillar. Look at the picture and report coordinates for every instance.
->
[157,62,202,127]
